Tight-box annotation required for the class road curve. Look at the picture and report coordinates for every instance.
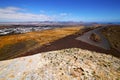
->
[76,26,110,50]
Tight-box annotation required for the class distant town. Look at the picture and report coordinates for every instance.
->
[0,25,57,36]
[0,22,79,36]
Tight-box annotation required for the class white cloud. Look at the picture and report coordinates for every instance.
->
[60,13,69,16]
[0,7,72,22]
[0,7,22,14]
[0,7,55,21]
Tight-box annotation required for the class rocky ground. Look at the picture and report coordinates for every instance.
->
[0,48,120,80]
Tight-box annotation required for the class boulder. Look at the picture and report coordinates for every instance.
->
[90,33,101,42]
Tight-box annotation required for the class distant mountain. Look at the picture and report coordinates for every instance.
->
[0,21,84,25]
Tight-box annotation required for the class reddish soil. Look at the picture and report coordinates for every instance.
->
[18,34,120,58]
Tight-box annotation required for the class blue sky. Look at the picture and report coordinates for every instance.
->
[0,0,120,22]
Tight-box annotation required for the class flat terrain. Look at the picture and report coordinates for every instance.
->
[0,26,83,60]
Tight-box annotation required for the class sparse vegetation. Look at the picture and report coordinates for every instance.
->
[0,26,83,60]
[0,40,37,60]
[102,26,120,52]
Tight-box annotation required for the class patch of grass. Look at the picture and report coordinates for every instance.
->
[0,40,37,60]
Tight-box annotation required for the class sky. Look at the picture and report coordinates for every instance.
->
[0,0,120,22]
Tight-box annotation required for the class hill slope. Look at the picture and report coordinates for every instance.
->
[0,26,83,60]
[0,48,119,80]
[102,26,120,52]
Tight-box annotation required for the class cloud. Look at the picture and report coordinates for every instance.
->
[0,7,22,14]
[60,13,69,16]
[0,7,55,21]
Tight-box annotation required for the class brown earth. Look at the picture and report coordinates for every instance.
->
[102,25,120,53]
[1,26,120,60]
[17,31,120,59]
[0,26,83,60]
[0,25,119,80]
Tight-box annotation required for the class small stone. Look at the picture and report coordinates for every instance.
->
[60,68,62,70]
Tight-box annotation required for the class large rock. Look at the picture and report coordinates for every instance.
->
[0,48,119,80]
[90,33,101,42]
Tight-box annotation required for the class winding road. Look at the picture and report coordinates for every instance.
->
[76,26,110,50]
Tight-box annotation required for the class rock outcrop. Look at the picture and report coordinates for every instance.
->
[0,48,120,80]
